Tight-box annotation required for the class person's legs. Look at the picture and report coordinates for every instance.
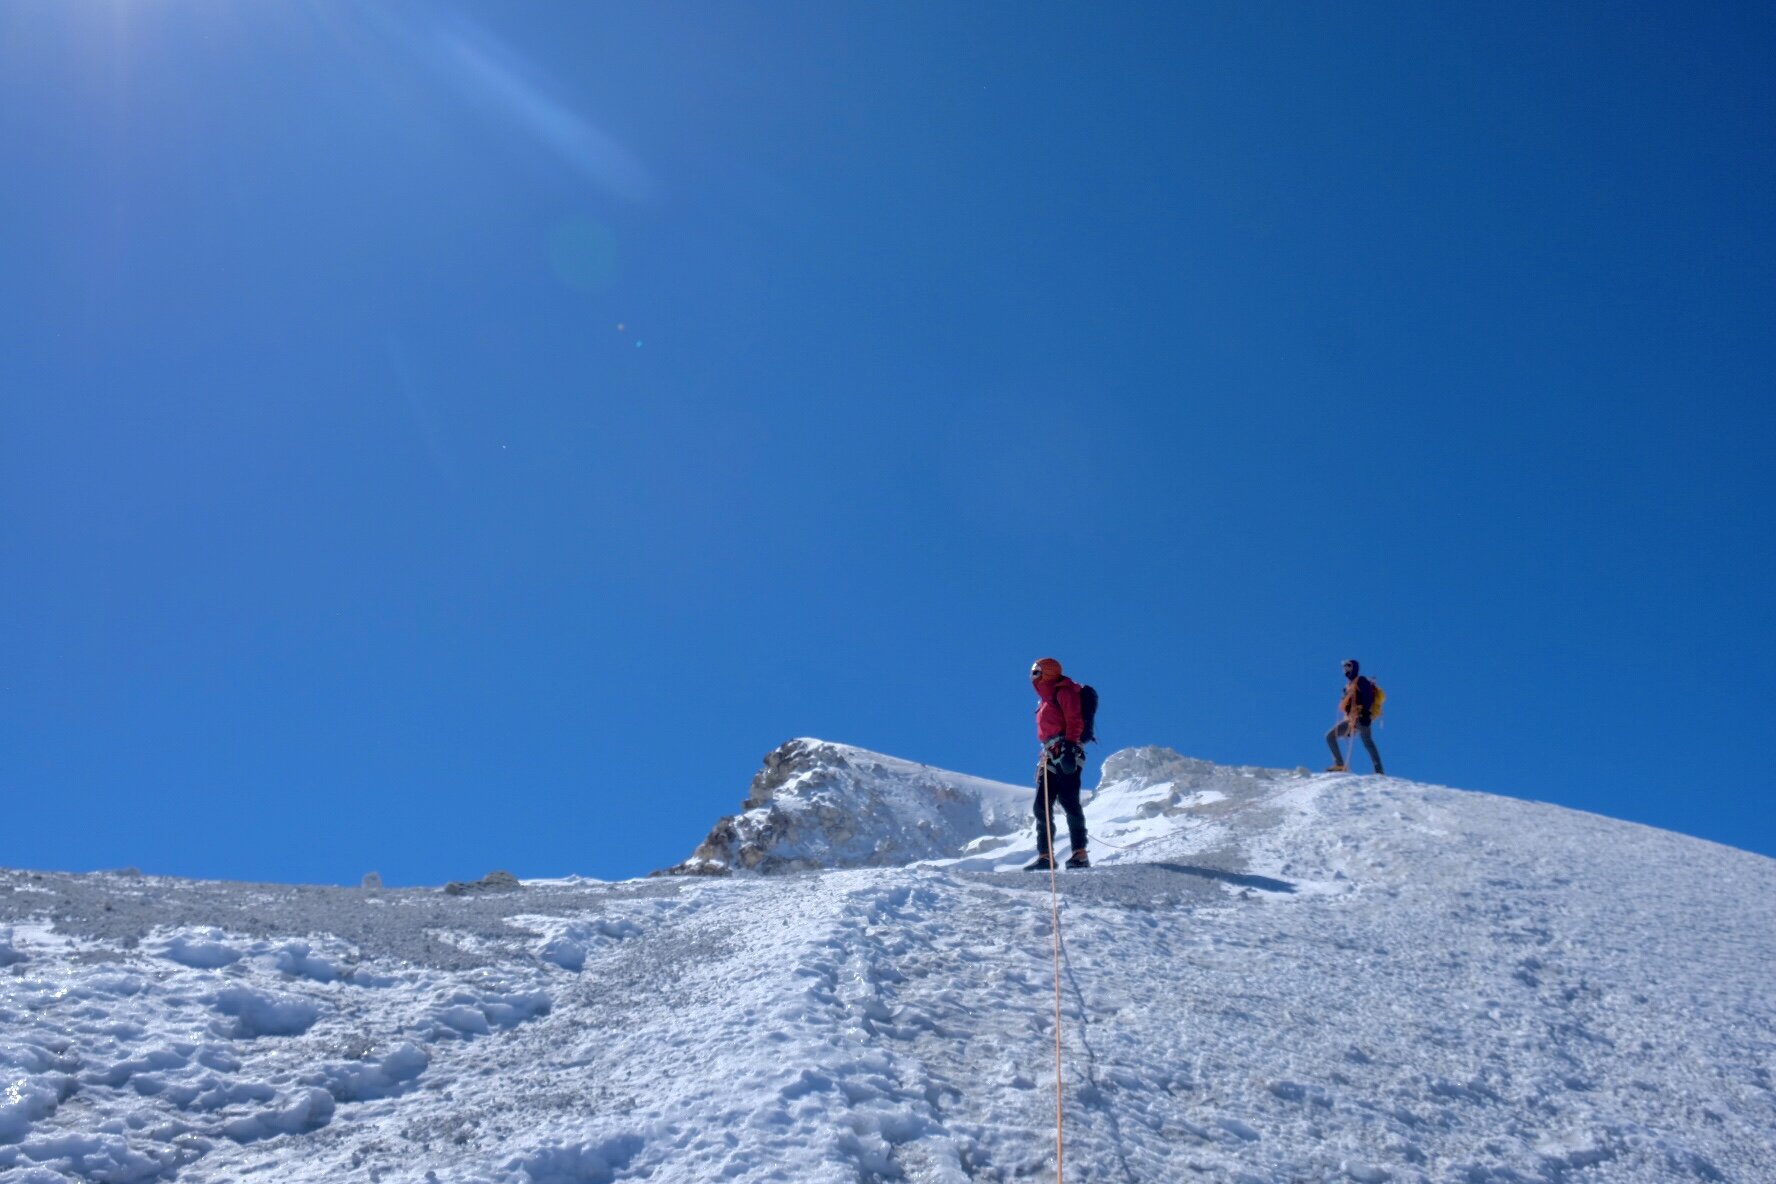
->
[1357,723,1383,773]
[1326,720,1350,765]
[1032,763,1057,857]
[1052,767,1087,853]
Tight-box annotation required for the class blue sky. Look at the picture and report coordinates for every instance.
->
[4,2,1772,885]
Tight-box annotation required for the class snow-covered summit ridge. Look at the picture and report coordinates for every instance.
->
[664,739,1775,895]
[663,738,1370,879]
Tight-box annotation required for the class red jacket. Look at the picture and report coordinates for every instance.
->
[1035,677,1085,745]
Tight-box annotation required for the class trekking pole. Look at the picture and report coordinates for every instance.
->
[1040,759,1066,1183]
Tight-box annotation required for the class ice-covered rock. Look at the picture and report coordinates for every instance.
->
[444,870,521,896]
[658,739,1029,875]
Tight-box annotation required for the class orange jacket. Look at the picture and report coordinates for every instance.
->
[1339,676,1380,724]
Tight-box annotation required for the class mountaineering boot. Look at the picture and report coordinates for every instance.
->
[1325,762,1347,773]
[1373,763,1384,776]
[1024,853,1054,872]
[1065,849,1090,870]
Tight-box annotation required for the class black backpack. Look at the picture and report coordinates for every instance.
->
[1078,684,1099,745]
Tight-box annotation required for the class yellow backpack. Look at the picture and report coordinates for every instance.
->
[1352,677,1385,721]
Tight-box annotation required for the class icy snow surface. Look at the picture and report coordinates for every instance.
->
[2,740,1774,1183]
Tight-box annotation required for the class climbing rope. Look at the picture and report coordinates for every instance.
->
[1040,761,1066,1183]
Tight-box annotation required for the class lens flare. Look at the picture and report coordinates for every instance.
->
[432,17,652,203]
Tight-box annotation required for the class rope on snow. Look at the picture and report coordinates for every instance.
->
[1040,761,1067,1183]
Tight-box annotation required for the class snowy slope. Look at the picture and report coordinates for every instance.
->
[3,742,1775,1183]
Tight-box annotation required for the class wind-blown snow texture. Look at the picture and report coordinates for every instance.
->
[3,740,1773,1183]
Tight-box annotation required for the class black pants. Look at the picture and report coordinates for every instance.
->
[1034,762,1087,857]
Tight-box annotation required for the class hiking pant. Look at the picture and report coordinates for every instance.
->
[1034,762,1087,857]
[1327,719,1383,772]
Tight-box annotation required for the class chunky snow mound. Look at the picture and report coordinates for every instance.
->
[3,746,1774,1183]
[661,738,1031,874]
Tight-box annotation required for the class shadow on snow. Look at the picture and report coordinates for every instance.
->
[1145,863,1296,894]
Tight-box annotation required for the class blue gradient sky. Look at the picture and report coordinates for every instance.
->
[4,2,1772,884]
